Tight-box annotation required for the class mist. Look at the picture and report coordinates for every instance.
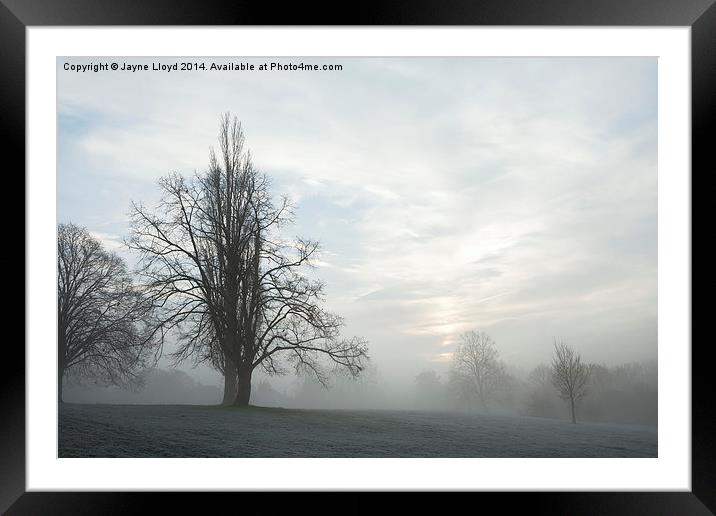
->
[57,56,658,458]
[64,355,657,426]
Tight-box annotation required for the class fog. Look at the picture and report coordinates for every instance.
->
[58,57,657,427]
[65,356,657,426]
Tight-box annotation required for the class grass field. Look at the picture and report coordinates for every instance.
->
[58,403,657,458]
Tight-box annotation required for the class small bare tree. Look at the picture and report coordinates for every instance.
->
[449,331,510,411]
[551,338,589,424]
[57,223,160,403]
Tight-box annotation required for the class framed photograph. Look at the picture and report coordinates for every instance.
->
[7,0,710,513]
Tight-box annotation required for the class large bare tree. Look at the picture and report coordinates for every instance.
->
[449,330,510,411]
[551,338,589,424]
[57,223,160,403]
[127,113,368,406]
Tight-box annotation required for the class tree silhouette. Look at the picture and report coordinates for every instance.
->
[127,113,368,406]
[57,223,160,402]
[551,338,589,424]
[449,330,510,411]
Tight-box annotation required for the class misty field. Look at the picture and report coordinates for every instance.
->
[58,404,656,458]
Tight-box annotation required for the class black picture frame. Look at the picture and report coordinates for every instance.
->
[5,1,711,514]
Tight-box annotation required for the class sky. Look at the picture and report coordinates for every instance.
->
[57,57,657,390]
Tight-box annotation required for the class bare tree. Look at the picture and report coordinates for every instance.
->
[57,223,160,403]
[551,338,589,424]
[449,330,510,411]
[127,113,368,406]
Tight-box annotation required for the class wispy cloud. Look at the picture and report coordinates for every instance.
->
[58,57,657,380]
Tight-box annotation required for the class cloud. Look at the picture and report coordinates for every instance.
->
[88,231,125,252]
[58,57,657,379]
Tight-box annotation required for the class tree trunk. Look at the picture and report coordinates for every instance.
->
[58,364,65,404]
[58,332,66,404]
[222,359,238,405]
[570,397,576,424]
[233,366,252,407]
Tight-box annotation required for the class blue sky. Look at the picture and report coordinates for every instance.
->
[57,57,657,388]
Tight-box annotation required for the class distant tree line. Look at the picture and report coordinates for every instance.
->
[58,113,369,405]
[62,367,223,405]
[414,330,656,426]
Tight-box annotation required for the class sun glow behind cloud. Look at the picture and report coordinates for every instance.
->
[57,57,657,384]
